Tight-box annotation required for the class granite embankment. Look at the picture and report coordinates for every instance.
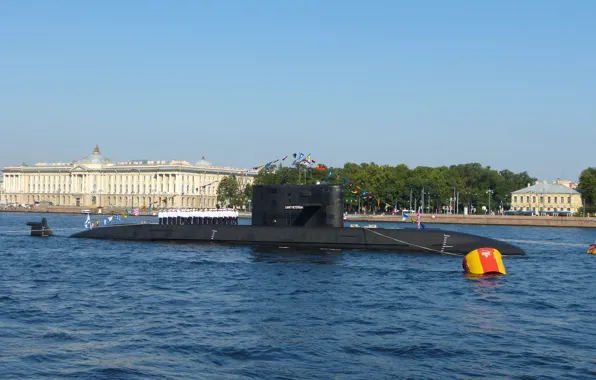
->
[347,213,596,228]
[0,206,252,219]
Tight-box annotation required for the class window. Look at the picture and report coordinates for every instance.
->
[514,196,517,202]
[568,196,571,204]
[554,196,557,203]
[533,196,536,203]
[567,208,571,211]
[540,196,544,203]
[548,196,551,203]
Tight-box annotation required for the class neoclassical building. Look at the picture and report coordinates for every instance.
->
[2,146,256,209]
[511,180,582,215]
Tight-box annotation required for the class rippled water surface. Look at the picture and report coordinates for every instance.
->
[1,212,596,379]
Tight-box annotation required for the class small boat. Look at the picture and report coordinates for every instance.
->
[81,209,90,214]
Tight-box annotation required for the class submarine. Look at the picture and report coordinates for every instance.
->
[71,184,525,256]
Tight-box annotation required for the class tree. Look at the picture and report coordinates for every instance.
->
[252,160,537,213]
[578,168,596,206]
[217,176,242,207]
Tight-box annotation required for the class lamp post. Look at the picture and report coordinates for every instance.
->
[487,188,494,214]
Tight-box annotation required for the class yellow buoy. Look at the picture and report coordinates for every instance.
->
[588,244,596,254]
[463,247,506,275]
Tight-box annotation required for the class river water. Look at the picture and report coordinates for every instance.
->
[1,212,595,379]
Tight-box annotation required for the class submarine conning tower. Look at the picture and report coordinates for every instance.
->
[251,184,344,227]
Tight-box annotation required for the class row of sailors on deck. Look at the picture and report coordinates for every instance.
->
[158,209,239,225]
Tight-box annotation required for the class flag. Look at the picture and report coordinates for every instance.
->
[133,208,140,216]
[121,212,128,219]
[282,155,288,161]
[326,171,333,179]
[103,219,107,225]
[588,243,596,254]
[292,153,297,159]
[402,213,409,222]
[416,208,421,229]
[108,216,113,223]
[293,153,304,163]
[84,214,91,229]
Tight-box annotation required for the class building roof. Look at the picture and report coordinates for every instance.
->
[195,156,213,167]
[2,148,258,175]
[77,145,112,165]
[512,183,579,195]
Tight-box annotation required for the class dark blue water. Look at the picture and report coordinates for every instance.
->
[1,212,595,379]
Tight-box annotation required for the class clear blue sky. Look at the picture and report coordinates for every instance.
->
[1,0,594,181]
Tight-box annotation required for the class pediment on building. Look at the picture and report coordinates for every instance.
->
[69,165,89,172]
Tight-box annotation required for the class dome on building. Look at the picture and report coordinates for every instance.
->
[77,145,112,165]
[195,156,213,167]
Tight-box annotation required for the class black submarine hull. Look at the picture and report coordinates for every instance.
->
[70,224,524,256]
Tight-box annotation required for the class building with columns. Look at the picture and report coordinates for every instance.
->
[1,145,256,209]
[511,179,582,215]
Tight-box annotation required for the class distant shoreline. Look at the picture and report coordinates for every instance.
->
[345,213,596,228]
[0,207,252,219]
[2,207,595,228]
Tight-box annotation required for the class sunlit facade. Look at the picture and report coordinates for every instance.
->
[2,146,256,208]
[511,180,582,215]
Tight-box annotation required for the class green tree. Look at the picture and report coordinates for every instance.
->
[578,168,596,206]
[252,160,537,214]
[217,176,242,207]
